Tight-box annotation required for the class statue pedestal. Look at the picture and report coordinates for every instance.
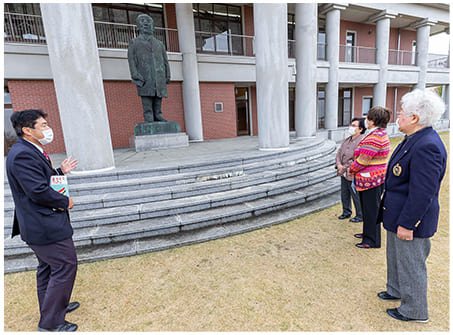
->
[129,121,189,152]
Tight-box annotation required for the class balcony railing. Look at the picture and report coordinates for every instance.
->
[195,30,254,56]
[4,12,46,44]
[339,45,376,64]
[94,21,179,52]
[388,49,417,66]
[427,53,449,69]
[287,41,327,60]
[3,12,450,69]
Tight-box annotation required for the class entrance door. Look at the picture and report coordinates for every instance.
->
[236,87,250,136]
[338,88,353,127]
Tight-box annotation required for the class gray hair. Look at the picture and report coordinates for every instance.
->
[400,88,445,127]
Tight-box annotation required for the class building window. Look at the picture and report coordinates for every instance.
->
[4,3,41,15]
[338,88,353,127]
[362,97,373,116]
[346,31,356,62]
[193,3,243,55]
[288,13,296,58]
[92,3,164,27]
[318,18,326,60]
[317,86,326,129]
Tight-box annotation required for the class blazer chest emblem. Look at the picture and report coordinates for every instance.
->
[393,164,402,177]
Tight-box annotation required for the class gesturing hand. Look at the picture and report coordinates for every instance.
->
[60,156,78,174]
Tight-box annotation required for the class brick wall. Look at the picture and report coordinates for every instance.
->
[199,82,237,140]
[8,80,185,153]
[353,86,412,123]
[8,80,66,153]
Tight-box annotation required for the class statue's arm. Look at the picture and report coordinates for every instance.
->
[163,47,171,84]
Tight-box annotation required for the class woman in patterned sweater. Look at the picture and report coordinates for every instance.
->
[348,106,391,248]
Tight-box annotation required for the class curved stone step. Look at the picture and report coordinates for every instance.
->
[3,139,334,201]
[4,151,336,217]
[4,177,340,273]
[4,144,337,217]
[4,164,337,234]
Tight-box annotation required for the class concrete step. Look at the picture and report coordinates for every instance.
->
[4,164,337,234]
[4,151,336,216]
[4,178,340,273]
[3,138,333,200]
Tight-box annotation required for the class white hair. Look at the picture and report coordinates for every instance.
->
[400,88,446,127]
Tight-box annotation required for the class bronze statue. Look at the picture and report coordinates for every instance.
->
[128,14,171,122]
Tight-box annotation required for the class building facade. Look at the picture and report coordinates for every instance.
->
[4,3,450,159]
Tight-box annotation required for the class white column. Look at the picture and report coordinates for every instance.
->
[295,3,317,138]
[369,10,396,108]
[321,4,347,130]
[254,3,289,150]
[175,3,203,141]
[413,18,437,90]
[40,3,115,173]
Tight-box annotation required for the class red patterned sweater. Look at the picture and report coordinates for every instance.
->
[349,128,390,191]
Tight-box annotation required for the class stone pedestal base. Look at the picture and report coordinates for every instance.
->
[130,133,189,152]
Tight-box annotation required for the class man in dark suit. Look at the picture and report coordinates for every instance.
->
[6,109,80,331]
[127,14,171,122]
[377,89,447,323]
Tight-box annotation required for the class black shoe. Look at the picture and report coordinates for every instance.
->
[66,302,80,313]
[386,308,428,323]
[349,217,363,223]
[378,291,400,300]
[355,243,372,249]
[338,214,351,220]
[354,233,364,239]
[37,321,78,332]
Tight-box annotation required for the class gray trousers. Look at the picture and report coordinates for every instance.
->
[340,176,362,219]
[386,231,431,320]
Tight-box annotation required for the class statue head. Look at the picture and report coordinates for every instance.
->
[136,14,154,36]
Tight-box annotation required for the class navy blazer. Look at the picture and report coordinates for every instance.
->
[6,138,73,245]
[380,127,447,238]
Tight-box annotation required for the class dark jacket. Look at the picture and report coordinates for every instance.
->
[380,127,447,238]
[127,35,171,97]
[6,138,72,245]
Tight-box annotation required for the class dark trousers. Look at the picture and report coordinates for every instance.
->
[141,96,165,122]
[358,184,384,248]
[340,176,362,219]
[28,238,78,329]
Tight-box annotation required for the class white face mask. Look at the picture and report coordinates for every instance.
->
[33,128,54,145]
[348,126,357,136]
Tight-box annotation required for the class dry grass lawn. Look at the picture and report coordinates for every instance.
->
[4,132,449,331]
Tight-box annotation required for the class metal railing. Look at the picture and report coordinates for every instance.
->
[3,12,451,69]
[94,21,179,52]
[287,41,327,60]
[195,30,254,56]
[427,53,449,69]
[388,49,417,66]
[339,45,376,64]
[4,12,46,44]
